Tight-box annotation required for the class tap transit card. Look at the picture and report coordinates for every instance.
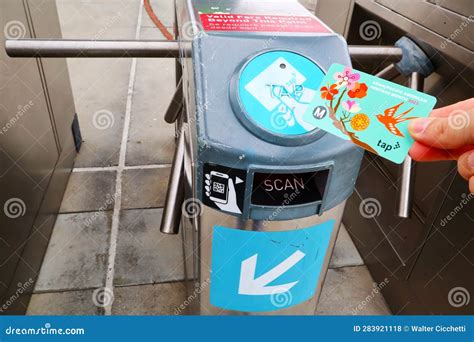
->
[302,63,437,164]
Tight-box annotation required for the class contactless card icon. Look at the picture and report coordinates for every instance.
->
[244,57,306,112]
[303,64,437,164]
[238,51,326,136]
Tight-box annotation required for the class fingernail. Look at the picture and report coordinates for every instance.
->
[410,118,430,135]
[468,152,474,169]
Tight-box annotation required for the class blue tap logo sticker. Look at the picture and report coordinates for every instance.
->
[238,51,325,136]
[210,220,335,312]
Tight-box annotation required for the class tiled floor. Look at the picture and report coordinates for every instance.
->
[27,0,390,316]
[34,212,111,292]
[59,171,116,213]
[113,209,185,286]
[121,168,171,209]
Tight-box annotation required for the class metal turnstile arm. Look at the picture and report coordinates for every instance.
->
[160,130,185,234]
[5,39,184,58]
[6,39,402,61]
[397,72,424,218]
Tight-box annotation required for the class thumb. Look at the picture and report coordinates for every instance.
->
[408,110,474,150]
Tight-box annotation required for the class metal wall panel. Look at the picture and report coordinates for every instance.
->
[0,0,77,314]
[409,174,473,315]
[0,0,59,304]
[343,1,473,314]
[356,0,473,68]
[27,0,76,150]
[435,0,473,17]
[375,0,473,50]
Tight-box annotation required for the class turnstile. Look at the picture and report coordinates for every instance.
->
[5,0,434,315]
[166,0,363,314]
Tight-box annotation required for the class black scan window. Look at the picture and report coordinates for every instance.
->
[251,170,329,206]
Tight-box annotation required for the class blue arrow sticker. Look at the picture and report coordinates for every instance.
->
[210,220,335,312]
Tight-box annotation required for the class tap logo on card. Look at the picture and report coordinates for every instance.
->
[302,63,437,164]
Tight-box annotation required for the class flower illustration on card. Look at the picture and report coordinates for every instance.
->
[320,84,339,101]
[348,82,368,99]
[315,66,377,154]
[342,100,361,113]
[334,67,360,89]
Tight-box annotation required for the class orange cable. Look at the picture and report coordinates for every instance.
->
[143,0,174,41]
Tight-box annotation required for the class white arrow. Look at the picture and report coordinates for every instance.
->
[238,250,305,295]
[235,176,244,184]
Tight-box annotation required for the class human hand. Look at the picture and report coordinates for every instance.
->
[408,98,474,193]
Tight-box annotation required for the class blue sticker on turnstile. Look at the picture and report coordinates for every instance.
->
[210,220,335,312]
[239,51,325,136]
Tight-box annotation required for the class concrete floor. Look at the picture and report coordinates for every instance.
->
[27,0,390,316]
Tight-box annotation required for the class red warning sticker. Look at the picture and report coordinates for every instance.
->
[199,13,331,33]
